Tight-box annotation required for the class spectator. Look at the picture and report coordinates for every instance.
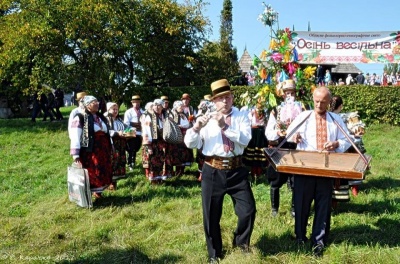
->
[345,74,353,85]
[355,72,365,85]
[54,88,64,120]
[316,65,324,86]
[39,93,55,122]
[324,69,331,86]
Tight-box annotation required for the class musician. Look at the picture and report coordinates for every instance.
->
[286,86,351,257]
[265,79,302,217]
[123,95,144,170]
[184,79,256,263]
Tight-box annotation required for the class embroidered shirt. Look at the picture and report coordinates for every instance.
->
[184,107,251,157]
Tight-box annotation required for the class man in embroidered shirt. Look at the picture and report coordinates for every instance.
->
[123,95,144,170]
[184,79,256,263]
[286,86,351,257]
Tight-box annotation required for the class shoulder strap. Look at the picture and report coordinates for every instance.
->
[270,111,312,156]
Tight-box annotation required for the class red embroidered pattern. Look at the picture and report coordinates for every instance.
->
[316,114,327,150]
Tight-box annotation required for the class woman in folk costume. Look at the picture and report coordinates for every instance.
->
[242,99,269,179]
[265,79,302,216]
[104,102,127,190]
[141,99,167,183]
[330,96,366,208]
[168,100,194,176]
[70,96,113,199]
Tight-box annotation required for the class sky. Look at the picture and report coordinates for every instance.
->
[183,0,399,75]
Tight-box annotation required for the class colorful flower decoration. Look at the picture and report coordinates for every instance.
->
[254,3,316,109]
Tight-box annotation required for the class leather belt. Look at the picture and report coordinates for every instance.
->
[204,155,243,170]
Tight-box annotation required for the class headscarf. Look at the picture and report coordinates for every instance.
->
[83,95,97,106]
[173,100,183,110]
[106,102,117,112]
[153,99,164,106]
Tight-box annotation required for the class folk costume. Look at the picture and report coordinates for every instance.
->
[105,102,127,189]
[168,101,194,176]
[265,79,301,216]
[184,79,256,261]
[242,105,269,178]
[141,99,166,183]
[70,96,113,193]
[286,109,351,252]
[123,95,144,169]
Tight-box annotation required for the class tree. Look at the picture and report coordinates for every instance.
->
[384,63,399,75]
[0,0,208,105]
[218,0,239,82]
[190,0,239,86]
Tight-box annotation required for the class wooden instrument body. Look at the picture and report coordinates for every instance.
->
[265,148,371,180]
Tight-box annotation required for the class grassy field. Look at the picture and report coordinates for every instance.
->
[0,106,399,264]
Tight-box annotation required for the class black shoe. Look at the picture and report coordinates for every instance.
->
[208,257,220,264]
[312,243,324,257]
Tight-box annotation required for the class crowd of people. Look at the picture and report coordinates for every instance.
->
[316,65,400,87]
[66,78,368,262]
[31,88,65,122]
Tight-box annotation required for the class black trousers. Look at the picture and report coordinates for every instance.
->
[126,136,142,165]
[201,163,256,258]
[294,175,333,246]
[267,166,294,189]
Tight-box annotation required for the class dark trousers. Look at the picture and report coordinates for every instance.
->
[267,166,294,210]
[294,175,333,246]
[126,136,142,165]
[201,164,256,258]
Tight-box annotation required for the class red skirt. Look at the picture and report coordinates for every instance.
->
[80,132,112,191]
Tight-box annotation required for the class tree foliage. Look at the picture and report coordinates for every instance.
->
[0,0,208,103]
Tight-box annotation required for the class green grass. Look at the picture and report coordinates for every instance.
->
[0,108,399,264]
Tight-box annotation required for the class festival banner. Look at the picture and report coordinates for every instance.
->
[292,31,400,64]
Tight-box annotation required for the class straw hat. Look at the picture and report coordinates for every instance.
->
[131,95,141,101]
[281,79,296,91]
[210,79,231,99]
[76,92,87,101]
[203,94,212,101]
[160,96,169,102]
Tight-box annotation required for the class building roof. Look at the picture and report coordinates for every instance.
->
[238,49,253,73]
[330,63,362,74]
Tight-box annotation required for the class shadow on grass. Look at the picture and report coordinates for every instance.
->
[57,247,182,264]
[334,198,400,215]
[255,230,307,256]
[0,118,69,133]
[90,174,201,208]
[331,217,400,247]
[362,176,400,190]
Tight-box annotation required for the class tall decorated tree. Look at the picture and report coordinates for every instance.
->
[240,3,317,110]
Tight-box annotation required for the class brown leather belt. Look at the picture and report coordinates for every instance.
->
[204,155,243,170]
